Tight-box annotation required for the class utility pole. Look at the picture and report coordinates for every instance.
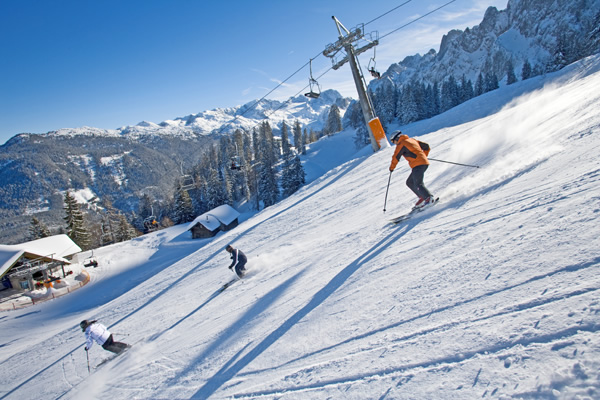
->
[323,16,389,152]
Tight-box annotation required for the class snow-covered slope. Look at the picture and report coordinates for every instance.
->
[1,55,599,399]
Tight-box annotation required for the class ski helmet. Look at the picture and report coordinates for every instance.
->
[80,320,90,332]
[390,131,403,143]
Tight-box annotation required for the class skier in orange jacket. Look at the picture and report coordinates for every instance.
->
[389,131,435,209]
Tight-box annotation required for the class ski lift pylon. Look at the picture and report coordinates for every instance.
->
[304,58,321,99]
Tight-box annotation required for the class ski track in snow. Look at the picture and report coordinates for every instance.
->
[1,55,600,400]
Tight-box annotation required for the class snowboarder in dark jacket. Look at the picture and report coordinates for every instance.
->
[389,131,435,209]
[226,245,247,278]
[80,320,128,354]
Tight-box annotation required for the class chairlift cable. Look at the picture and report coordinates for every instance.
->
[380,0,458,41]
[364,0,413,27]
[238,51,323,120]
[260,66,334,121]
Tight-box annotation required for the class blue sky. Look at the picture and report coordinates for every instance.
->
[0,0,507,144]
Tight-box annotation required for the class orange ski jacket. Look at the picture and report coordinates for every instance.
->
[389,134,430,171]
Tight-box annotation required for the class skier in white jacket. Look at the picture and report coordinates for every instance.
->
[80,320,128,354]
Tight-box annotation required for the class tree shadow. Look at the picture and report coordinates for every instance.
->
[190,222,418,399]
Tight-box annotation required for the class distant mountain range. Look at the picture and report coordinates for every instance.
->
[0,90,351,244]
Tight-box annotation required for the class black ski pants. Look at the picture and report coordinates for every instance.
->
[102,334,128,354]
[406,164,432,200]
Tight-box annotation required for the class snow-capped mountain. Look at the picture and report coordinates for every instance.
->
[373,0,600,88]
[27,90,351,143]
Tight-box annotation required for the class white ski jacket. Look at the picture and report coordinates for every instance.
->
[84,322,111,350]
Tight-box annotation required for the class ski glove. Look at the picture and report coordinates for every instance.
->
[84,346,88,351]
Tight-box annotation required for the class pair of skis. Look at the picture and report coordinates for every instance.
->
[217,277,239,293]
[389,197,439,224]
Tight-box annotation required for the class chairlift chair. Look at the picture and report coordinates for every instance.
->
[180,174,195,191]
[230,143,244,170]
[230,156,243,171]
[144,216,159,233]
[368,48,381,79]
[83,251,98,268]
[304,58,321,99]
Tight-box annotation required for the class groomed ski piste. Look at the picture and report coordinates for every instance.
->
[1,54,599,399]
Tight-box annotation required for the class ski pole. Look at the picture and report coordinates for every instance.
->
[85,348,90,374]
[383,171,392,213]
[428,158,480,168]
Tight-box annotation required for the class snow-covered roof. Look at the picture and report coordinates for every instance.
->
[187,214,220,232]
[0,246,25,278]
[12,234,82,260]
[0,235,82,278]
[207,204,240,225]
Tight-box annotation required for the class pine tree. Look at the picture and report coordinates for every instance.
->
[174,189,195,224]
[353,124,370,149]
[281,154,306,197]
[252,128,260,161]
[115,214,137,242]
[553,33,569,70]
[241,129,253,165]
[281,122,291,156]
[309,128,318,143]
[256,122,279,208]
[381,84,397,125]
[302,129,309,146]
[258,162,279,207]
[413,82,426,121]
[506,59,517,85]
[99,197,121,245]
[459,75,474,103]
[441,76,459,112]
[205,168,228,210]
[324,104,343,136]
[63,191,92,250]
[475,73,485,96]
[293,120,305,155]
[484,72,499,92]
[590,11,600,52]
[139,194,154,221]
[521,59,532,80]
[398,85,418,123]
[431,81,441,116]
[29,217,51,240]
